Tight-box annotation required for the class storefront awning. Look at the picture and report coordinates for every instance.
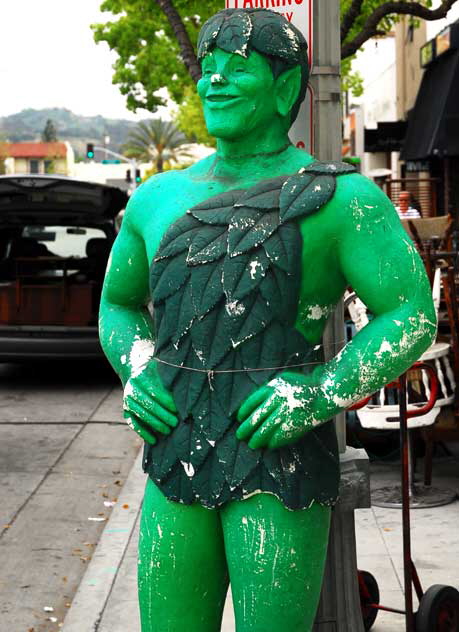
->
[401,49,459,160]
[364,122,407,153]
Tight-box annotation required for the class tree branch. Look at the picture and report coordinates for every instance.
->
[341,0,458,59]
[341,0,365,43]
[154,0,202,83]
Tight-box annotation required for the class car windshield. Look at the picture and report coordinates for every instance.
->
[20,225,107,258]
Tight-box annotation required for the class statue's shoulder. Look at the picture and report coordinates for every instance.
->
[123,157,219,235]
[140,166,194,193]
[298,159,356,177]
[331,168,393,210]
[278,159,357,223]
[327,168,401,234]
[135,153,217,198]
[121,169,192,236]
[127,160,210,210]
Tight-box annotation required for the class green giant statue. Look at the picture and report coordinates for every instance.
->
[100,8,435,631]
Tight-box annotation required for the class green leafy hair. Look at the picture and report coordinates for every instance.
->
[197,8,309,123]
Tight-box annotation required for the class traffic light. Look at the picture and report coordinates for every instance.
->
[126,169,132,183]
[86,143,94,160]
[135,169,142,184]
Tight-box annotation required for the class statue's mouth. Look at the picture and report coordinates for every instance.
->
[206,94,240,103]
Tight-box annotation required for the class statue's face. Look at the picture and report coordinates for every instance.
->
[197,48,277,140]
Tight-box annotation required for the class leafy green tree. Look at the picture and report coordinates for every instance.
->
[122,118,192,172]
[93,0,458,108]
[341,56,364,98]
[41,119,58,142]
[92,1,213,112]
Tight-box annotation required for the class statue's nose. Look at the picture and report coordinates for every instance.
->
[210,73,227,85]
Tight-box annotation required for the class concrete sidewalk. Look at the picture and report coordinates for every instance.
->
[62,455,459,632]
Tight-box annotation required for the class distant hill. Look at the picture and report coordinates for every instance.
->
[0,108,147,157]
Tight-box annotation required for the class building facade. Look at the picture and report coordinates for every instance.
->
[4,141,74,176]
[345,4,459,218]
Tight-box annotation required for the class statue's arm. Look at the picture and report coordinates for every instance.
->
[99,193,178,445]
[314,175,436,414]
[237,174,436,449]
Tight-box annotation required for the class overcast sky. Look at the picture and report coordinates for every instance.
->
[0,0,154,120]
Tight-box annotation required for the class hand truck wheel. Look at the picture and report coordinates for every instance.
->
[416,584,459,632]
[358,570,380,631]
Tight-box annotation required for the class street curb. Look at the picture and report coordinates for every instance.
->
[62,447,145,632]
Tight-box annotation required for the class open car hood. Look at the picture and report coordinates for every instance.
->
[0,175,129,224]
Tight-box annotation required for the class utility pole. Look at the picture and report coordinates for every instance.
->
[311,3,370,631]
[309,0,345,452]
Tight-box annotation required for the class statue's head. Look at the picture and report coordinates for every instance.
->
[197,9,309,141]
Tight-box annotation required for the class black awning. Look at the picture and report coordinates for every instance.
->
[364,121,407,153]
[401,49,459,160]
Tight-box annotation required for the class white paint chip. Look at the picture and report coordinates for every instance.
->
[181,461,195,477]
[129,338,155,378]
[267,377,305,412]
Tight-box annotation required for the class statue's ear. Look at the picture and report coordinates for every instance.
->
[275,66,302,119]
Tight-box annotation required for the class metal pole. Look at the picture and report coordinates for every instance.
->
[399,373,415,631]
[311,4,370,631]
[310,0,346,452]
[92,145,140,190]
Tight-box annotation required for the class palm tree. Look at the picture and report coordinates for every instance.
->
[122,118,192,173]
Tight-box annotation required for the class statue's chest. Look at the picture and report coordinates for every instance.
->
[149,180,303,335]
[149,163,346,309]
[148,163,355,421]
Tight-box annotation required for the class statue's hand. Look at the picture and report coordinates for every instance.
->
[122,371,178,445]
[236,372,323,450]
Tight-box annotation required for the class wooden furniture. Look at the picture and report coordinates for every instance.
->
[417,341,456,485]
[401,215,453,284]
[401,216,458,415]
[356,363,456,508]
[0,257,94,326]
[346,266,458,489]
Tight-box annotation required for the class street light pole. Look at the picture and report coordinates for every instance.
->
[90,145,140,192]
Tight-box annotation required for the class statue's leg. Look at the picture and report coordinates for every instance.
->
[138,478,229,632]
[221,494,331,632]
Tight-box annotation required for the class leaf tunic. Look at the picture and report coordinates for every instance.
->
[143,161,355,510]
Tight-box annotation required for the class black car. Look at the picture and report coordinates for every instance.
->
[0,175,128,360]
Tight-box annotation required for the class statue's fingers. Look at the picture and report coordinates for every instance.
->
[236,397,277,441]
[124,398,172,435]
[237,386,271,422]
[152,387,177,414]
[152,401,179,428]
[128,385,178,427]
[123,412,157,445]
[247,410,280,450]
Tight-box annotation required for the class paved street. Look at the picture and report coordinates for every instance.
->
[0,360,141,632]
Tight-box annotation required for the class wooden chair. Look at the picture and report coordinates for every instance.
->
[401,215,453,284]
[345,268,457,489]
